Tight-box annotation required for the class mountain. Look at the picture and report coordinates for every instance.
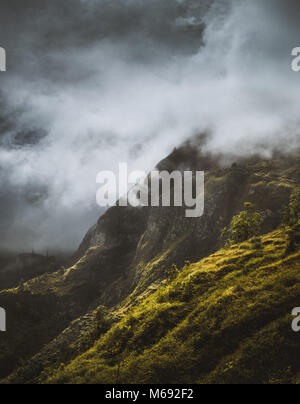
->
[38,229,300,384]
[1,143,300,384]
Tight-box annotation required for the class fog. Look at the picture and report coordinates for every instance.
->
[0,0,299,252]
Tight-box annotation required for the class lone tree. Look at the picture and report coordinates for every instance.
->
[222,202,263,245]
[282,188,300,227]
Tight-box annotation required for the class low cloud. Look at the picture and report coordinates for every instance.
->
[0,0,299,251]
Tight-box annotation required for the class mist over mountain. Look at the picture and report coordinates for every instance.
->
[0,0,300,251]
[2,1,300,386]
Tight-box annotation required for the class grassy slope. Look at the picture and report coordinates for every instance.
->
[42,228,300,384]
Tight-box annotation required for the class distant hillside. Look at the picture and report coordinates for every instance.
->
[0,252,62,291]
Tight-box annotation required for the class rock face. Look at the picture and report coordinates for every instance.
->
[73,145,299,300]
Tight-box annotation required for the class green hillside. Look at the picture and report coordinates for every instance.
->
[2,148,300,384]
[41,228,300,384]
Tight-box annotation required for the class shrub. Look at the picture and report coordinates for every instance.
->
[282,188,300,227]
[222,202,263,246]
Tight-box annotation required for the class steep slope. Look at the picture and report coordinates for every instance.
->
[75,146,300,299]
[1,146,300,383]
[30,229,300,384]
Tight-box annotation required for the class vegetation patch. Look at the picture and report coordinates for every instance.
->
[40,228,300,384]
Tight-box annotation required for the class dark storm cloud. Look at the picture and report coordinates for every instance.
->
[0,0,210,89]
[0,0,212,251]
[0,0,208,68]
[0,0,300,252]
[270,0,300,23]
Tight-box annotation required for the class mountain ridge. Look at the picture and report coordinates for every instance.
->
[1,144,300,383]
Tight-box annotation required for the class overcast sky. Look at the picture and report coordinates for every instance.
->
[0,0,300,252]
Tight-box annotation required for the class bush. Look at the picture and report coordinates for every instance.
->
[222,202,263,246]
[282,188,300,227]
